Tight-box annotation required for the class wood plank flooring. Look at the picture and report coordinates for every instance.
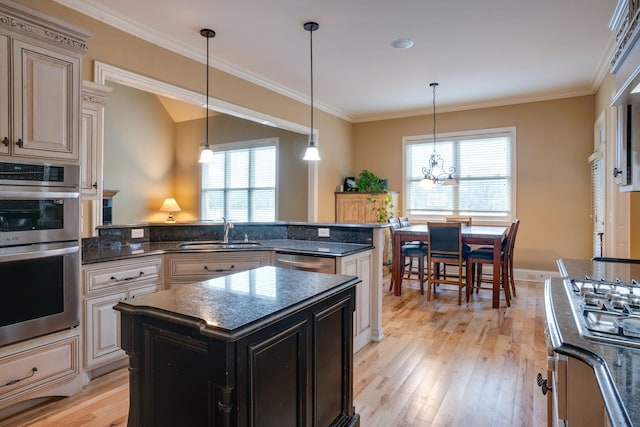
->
[1,278,547,427]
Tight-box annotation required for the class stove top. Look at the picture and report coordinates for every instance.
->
[559,258,640,349]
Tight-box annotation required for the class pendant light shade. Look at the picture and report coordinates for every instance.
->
[303,21,320,161]
[198,28,216,164]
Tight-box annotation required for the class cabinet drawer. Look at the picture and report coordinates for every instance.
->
[167,251,273,281]
[84,256,163,293]
[0,335,78,402]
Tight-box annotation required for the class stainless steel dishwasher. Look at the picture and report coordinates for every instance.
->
[274,252,336,273]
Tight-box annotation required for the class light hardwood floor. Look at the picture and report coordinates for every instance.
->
[1,278,547,427]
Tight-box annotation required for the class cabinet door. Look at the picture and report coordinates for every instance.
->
[0,34,8,156]
[338,251,372,352]
[11,38,80,160]
[84,292,126,368]
[80,106,100,197]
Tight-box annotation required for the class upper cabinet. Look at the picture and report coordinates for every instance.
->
[610,1,640,191]
[0,0,92,162]
[81,81,111,198]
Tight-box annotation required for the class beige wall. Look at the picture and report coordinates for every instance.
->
[18,0,352,221]
[174,115,309,221]
[353,97,595,271]
[104,83,175,224]
[103,84,309,223]
[20,0,612,271]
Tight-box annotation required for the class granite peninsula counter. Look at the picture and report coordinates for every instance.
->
[114,266,361,426]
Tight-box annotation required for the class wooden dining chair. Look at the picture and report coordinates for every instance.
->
[388,218,429,293]
[426,222,470,304]
[398,216,425,278]
[441,217,473,280]
[466,219,519,305]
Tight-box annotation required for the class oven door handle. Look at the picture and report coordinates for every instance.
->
[0,188,79,199]
[0,243,79,262]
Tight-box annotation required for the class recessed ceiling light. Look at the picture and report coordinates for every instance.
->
[391,38,414,49]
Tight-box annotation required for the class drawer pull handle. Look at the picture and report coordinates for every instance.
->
[16,138,23,148]
[111,271,145,282]
[204,265,235,273]
[2,367,37,388]
[536,372,552,395]
[1,137,8,147]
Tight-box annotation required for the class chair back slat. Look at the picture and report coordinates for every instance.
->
[506,219,520,258]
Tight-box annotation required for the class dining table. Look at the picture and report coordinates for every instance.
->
[391,224,509,308]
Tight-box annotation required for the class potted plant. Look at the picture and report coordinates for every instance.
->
[355,169,388,193]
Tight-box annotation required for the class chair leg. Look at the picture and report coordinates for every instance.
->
[502,259,511,307]
[508,257,517,297]
[419,256,425,295]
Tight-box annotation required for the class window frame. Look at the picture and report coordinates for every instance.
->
[200,137,279,222]
[402,126,517,225]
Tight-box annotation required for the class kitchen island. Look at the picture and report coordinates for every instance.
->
[114,266,360,427]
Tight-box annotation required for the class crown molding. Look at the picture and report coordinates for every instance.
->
[54,0,353,122]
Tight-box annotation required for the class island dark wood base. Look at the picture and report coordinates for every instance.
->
[116,270,360,427]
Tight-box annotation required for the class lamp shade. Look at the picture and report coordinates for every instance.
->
[160,198,181,223]
[198,147,214,163]
[303,143,320,161]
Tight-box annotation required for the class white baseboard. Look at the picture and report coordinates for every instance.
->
[513,268,560,283]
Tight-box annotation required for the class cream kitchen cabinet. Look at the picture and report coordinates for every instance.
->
[0,328,81,412]
[165,250,274,288]
[82,256,163,376]
[337,249,373,352]
[81,81,111,198]
[0,1,90,161]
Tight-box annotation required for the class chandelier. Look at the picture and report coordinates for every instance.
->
[421,82,456,186]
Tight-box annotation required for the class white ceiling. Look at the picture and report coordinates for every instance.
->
[55,0,618,123]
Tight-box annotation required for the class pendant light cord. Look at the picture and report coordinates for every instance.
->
[309,26,314,140]
[205,34,210,148]
[431,82,438,152]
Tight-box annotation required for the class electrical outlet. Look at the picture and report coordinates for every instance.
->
[318,228,330,238]
[131,228,144,239]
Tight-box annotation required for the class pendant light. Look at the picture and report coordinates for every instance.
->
[198,28,216,163]
[421,82,456,186]
[302,21,320,161]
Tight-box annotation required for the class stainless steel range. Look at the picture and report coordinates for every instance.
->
[546,258,640,427]
[559,258,640,349]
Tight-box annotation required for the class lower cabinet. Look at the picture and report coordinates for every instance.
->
[0,329,81,412]
[337,250,372,352]
[165,250,274,288]
[118,283,359,427]
[82,256,163,373]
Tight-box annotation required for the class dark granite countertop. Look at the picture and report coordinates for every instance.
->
[114,266,360,340]
[82,239,372,264]
[546,259,640,427]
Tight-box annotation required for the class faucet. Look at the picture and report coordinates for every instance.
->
[222,217,233,243]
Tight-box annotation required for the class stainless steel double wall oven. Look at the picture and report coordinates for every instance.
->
[0,160,80,347]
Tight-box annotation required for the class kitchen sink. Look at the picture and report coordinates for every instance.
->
[176,241,263,250]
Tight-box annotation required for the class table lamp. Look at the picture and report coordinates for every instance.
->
[160,198,181,223]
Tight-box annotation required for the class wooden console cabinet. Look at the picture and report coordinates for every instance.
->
[335,192,398,224]
[115,266,360,427]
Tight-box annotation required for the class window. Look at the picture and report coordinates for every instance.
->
[403,127,515,223]
[201,138,277,222]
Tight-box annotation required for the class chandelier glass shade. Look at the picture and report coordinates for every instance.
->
[198,28,216,164]
[421,82,456,186]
